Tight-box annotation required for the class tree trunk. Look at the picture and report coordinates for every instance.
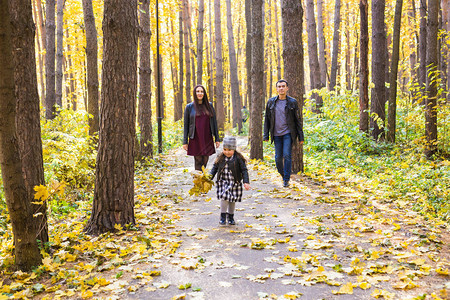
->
[226,0,242,131]
[306,0,323,110]
[138,0,153,158]
[407,0,418,101]
[359,0,369,134]
[281,0,305,173]
[9,0,48,245]
[0,1,42,271]
[82,0,100,136]
[274,0,282,80]
[419,0,427,99]
[425,0,439,157]
[208,0,214,104]
[55,0,64,108]
[196,0,205,84]
[317,0,327,88]
[444,0,449,103]
[214,0,225,132]
[345,3,351,91]
[183,0,191,104]
[175,7,183,121]
[370,0,386,141]
[386,0,403,143]
[32,1,46,100]
[85,0,138,235]
[45,0,56,119]
[329,0,341,91]
[245,0,252,111]
[249,0,264,160]
[170,19,180,123]
[65,28,77,110]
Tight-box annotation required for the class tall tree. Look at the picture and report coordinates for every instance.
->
[274,0,282,80]
[407,0,418,101]
[245,0,252,109]
[370,0,387,141]
[9,0,48,244]
[306,0,323,110]
[386,0,403,143]
[226,0,242,131]
[418,0,427,97]
[196,0,205,84]
[82,0,100,136]
[446,0,450,103]
[175,7,183,121]
[85,0,138,235]
[45,0,56,119]
[359,0,369,133]
[281,0,305,173]
[329,0,341,91]
[249,0,264,160]
[32,1,46,99]
[183,0,191,104]
[425,0,439,157]
[0,0,41,270]
[317,0,327,88]
[214,0,225,132]
[55,0,65,108]
[138,0,153,158]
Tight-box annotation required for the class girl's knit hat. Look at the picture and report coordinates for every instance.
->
[223,136,237,150]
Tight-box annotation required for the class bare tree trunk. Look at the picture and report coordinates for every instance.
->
[274,0,282,80]
[82,0,99,136]
[170,19,180,123]
[85,0,138,235]
[138,0,153,158]
[386,0,403,143]
[45,0,56,119]
[214,0,225,132]
[407,0,418,101]
[9,0,48,245]
[419,0,427,99]
[250,0,264,160]
[32,1,46,99]
[55,0,64,108]
[281,0,305,173]
[317,0,327,88]
[183,0,191,104]
[359,0,369,134]
[306,0,323,110]
[370,0,386,141]
[208,0,214,104]
[345,2,351,91]
[329,0,341,91]
[245,0,252,111]
[65,28,77,110]
[175,7,184,121]
[226,0,242,131]
[0,1,42,270]
[443,0,449,103]
[196,0,205,84]
[425,0,439,157]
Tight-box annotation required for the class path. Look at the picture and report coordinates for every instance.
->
[124,137,449,300]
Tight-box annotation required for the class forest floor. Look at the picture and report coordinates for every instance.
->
[18,136,449,300]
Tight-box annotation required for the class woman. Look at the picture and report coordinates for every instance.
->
[183,85,220,170]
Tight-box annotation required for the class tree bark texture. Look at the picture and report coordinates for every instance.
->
[407,0,418,101]
[370,0,386,141]
[214,0,225,132]
[249,0,264,160]
[207,0,214,104]
[329,0,341,91]
[245,0,252,110]
[85,0,138,235]
[55,0,64,108]
[138,0,153,158]
[306,0,323,109]
[425,0,439,157]
[419,0,427,96]
[359,0,369,134]
[196,0,205,84]
[9,0,48,244]
[169,19,180,123]
[226,0,242,131]
[281,0,305,173]
[32,1,46,100]
[45,0,56,119]
[183,0,191,105]
[0,1,42,270]
[317,0,327,88]
[446,0,450,103]
[82,0,100,136]
[345,3,351,91]
[175,8,184,121]
[386,0,403,143]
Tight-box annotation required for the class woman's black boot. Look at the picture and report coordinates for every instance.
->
[219,213,227,225]
[227,213,236,225]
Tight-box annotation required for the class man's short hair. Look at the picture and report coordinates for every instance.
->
[276,79,288,87]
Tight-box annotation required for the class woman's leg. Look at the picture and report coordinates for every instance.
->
[194,156,204,171]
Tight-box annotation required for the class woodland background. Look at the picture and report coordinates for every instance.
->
[0,0,449,283]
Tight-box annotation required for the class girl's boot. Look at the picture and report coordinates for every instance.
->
[227,213,236,225]
[219,213,227,225]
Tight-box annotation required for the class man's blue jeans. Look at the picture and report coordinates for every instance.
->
[274,134,292,182]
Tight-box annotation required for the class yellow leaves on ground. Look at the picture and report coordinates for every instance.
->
[332,282,354,295]
[371,289,395,299]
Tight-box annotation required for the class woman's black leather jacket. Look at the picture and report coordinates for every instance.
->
[183,102,220,145]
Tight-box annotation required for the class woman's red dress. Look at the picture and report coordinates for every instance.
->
[187,112,216,156]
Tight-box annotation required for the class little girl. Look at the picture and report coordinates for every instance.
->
[210,136,250,225]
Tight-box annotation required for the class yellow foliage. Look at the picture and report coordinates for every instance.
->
[189,167,214,196]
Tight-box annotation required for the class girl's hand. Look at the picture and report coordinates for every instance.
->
[215,141,220,148]
[244,183,250,190]
[182,144,188,151]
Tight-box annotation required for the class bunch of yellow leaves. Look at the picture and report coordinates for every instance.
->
[189,167,214,196]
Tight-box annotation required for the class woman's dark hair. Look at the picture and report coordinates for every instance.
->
[193,85,213,116]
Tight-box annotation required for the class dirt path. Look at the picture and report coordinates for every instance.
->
[124,137,449,300]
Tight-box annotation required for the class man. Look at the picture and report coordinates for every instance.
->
[263,79,304,187]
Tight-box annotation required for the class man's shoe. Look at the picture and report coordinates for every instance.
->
[219,213,227,225]
[227,213,236,225]
[283,181,289,187]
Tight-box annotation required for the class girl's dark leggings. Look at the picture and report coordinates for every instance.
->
[194,155,209,171]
